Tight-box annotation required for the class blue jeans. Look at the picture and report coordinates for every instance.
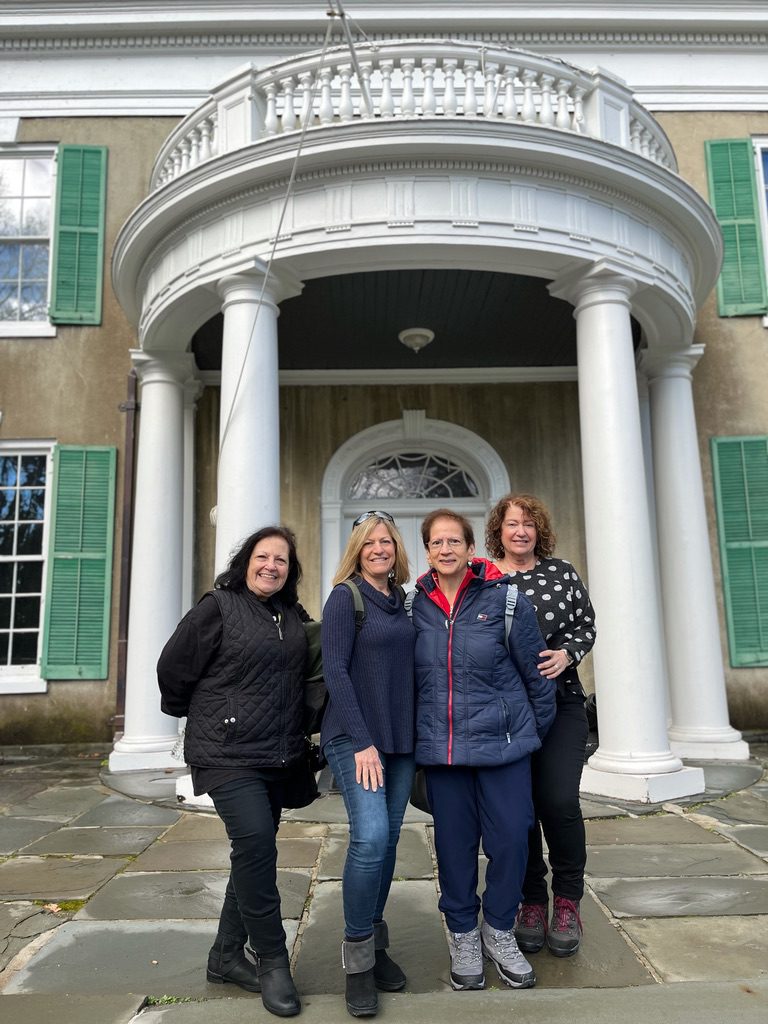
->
[324,736,415,938]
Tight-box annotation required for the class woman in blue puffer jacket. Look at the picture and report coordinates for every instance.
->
[410,509,555,995]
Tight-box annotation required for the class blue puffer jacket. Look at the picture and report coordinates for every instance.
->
[411,560,556,767]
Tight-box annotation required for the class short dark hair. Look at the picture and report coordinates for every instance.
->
[214,525,302,605]
[420,508,475,549]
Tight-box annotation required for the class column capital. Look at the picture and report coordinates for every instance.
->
[130,349,198,387]
[217,264,303,307]
[548,259,638,312]
[639,344,705,383]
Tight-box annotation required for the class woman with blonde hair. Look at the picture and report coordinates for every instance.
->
[321,511,415,1018]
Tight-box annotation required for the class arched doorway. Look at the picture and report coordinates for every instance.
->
[320,410,511,598]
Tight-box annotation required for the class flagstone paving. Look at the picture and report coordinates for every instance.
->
[0,746,766,1024]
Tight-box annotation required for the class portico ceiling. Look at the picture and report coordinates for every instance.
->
[191,267,639,372]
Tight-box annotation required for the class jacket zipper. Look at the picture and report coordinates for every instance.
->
[446,588,470,765]
[273,609,287,765]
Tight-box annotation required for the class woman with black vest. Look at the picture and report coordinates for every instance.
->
[157,525,309,1018]
[321,511,415,1018]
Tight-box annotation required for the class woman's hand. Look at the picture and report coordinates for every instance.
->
[354,745,384,791]
[538,648,571,679]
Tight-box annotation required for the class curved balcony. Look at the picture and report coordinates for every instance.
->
[150,38,675,191]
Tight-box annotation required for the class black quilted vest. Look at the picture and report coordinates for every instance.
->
[183,588,307,768]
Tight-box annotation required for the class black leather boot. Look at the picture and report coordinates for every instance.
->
[206,939,261,992]
[342,936,377,1017]
[257,950,301,1017]
[372,920,406,992]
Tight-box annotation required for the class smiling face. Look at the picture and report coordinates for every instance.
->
[245,535,291,599]
[358,522,397,586]
[426,515,475,585]
[500,503,538,564]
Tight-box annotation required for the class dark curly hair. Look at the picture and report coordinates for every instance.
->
[214,525,302,605]
[485,494,556,560]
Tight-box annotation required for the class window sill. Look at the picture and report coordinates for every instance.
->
[0,674,48,694]
[0,322,58,338]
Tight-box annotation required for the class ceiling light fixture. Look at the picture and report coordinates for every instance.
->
[398,327,435,354]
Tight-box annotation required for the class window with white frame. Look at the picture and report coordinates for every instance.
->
[0,443,52,690]
[0,146,56,335]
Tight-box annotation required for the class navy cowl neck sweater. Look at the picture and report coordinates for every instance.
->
[320,577,415,754]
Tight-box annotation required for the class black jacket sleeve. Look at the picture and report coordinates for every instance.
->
[157,593,222,718]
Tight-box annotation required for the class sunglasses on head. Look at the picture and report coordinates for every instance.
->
[352,510,396,528]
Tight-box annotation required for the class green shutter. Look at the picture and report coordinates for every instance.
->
[41,446,116,679]
[705,139,768,316]
[49,145,108,325]
[711,436,768,666]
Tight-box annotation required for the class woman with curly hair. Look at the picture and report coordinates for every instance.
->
[486,495,596,959]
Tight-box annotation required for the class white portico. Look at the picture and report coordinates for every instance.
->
[109,39,748,798]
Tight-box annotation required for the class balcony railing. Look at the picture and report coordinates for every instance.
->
[151,39,675,191]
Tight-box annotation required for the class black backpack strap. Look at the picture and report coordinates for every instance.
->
[504,583,518,653]
[342,579,366,632]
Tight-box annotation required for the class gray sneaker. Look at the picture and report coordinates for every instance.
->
[480,921,536,988]
[447,927,485,990]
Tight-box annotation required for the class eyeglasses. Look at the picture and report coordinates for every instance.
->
[428,537,466,550]
[352,510,396,528]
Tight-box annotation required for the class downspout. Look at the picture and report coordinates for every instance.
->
[113,369,138,736]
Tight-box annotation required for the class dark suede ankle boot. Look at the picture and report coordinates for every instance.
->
[257,949,301,1017]
[206,939,261,992]
[342,936,377,1017]
[372,920,406,992]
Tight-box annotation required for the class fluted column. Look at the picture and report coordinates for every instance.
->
[549,263,704,801]
[215,273,281,574]
[110,351,197,771]
[644,346,749,759]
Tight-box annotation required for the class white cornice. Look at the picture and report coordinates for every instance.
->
[2,29,768,53]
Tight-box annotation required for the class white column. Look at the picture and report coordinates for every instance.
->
[110,351,196,771]
[549,263,704,802]
[645,346,749,759]
[215,273,281,575]
[182,379,203,611]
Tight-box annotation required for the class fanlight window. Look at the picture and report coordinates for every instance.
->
[348,452,480,500]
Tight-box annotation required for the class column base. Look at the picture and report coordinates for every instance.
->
[668,725,750,761]
[580,764,705,803]
[109,736,179,773]
[176,772,214,810]
[669,737,750,761]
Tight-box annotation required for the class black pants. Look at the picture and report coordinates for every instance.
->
[522,692,589,905]
[209,775,287,957]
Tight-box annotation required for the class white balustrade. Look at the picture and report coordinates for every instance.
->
[150,40,675,190]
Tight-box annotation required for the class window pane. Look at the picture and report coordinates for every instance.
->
[18,489,45,521]
[0,289,19,320]
[0,242,19,278]
[0,457,18,486]
[22,244,49,280]
[0,489,15,521]
[0,160,23,196]
[0,597,10,628]
[0,562,12,591]
[0,524,13,555]
[24,159,52,197]
[11,631,37,664]
[16,561,42,592]
[19,456,46,486]
[17,522,42,554]
[19,284,46,320]
[21,197,50,237]
[0,632,8,664]
[14,596,40,629]
[0,198,22,236]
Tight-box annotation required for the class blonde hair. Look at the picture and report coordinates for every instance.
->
[332,515,410,587]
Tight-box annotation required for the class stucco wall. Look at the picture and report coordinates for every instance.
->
[0,115,178,744]
[656,111,768,729]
